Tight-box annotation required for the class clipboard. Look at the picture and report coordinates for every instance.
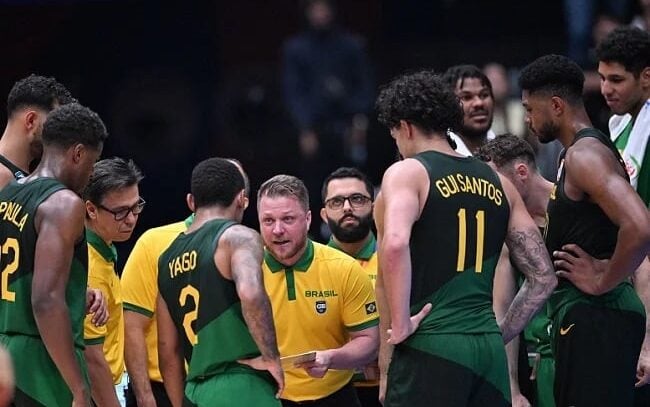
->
[280,351,317,368]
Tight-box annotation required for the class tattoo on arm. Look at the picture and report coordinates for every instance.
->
[229,227,280,360]
[501,227,556,342]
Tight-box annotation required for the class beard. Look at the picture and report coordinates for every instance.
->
[460,118,493,140]
[536,121,559,144]
[327,212,373,243]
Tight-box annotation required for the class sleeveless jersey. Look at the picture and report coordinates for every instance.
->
[158,218,263,381]
[0,178,88,348]
[544,128,643,316]
[0,154,27,180]
[407,151,510,338]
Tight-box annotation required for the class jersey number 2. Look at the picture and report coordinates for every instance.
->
[456,209,485,273]
[1,238,19,302]
[179,285,199,345]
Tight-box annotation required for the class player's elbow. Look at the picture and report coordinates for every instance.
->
[381,235,409,263]
[31,291,63,317]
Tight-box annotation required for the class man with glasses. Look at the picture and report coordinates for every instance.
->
[320,167,380,407]
[83,158,144,406]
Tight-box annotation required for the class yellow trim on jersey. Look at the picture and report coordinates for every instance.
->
[84,241,124,384]
[120,220,188,383]
[263,240,378,401]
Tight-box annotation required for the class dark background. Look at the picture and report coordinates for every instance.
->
[0,0,602,263]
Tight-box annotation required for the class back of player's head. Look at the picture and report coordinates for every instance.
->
[41,103,107,150]
[191,158,245,209]
[84,158,144,203]
[476,133,537,170]
[321,167,373,202]
[519,55,585,105]
[442,64,493,95]
[225,158,250,197]
[376,70,463,134]
[258,174,310,211]
[596,27,650,77]
[7,74,75,118]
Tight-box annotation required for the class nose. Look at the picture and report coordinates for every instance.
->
[471,95,485,108]
[601,80,612,97]
[123,210,138,226]
[342,198,353,211]
[272,221,284,235]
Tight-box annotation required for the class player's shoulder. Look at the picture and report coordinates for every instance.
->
[220,223,261,246]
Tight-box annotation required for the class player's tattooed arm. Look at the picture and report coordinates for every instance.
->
[224,225,285,397]
[226,226,280,360]
[497,174,556,344]
[501,227,556,343]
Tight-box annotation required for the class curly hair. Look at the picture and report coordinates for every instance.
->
[442,64,493,96]
[376,70,463,135]
[476,133,537,170]
[42,103,108,150]
[7,74,75,118]
[518,54,585,105]
[596,27,650,77]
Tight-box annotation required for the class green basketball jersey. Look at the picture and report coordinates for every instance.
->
[406,151,510,339]
[158,218,263,381]
[0,177,88,349]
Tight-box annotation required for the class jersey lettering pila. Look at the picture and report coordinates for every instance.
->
[0,178,88,348]
[545,128,642,316]
[263,240,379,401]
[407,151,510,338]
[158,218,262,381]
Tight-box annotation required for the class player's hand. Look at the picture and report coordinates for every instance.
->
[86,288,109,326]
[636,344,650,387]
[297,350,331,378]
[238,356,285,398]
[511,392,532,407]
[386,303,432,345]
[363,361,379,381]
[554,244,609,295]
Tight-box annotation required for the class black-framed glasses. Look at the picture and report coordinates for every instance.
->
[97,197,146,221]
[325,194,372,210]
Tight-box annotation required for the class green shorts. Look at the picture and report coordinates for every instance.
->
[184,371,281,407]
[0,334,89,406]
[385,333,510,407]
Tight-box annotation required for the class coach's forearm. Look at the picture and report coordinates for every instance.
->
[124,311,155,405]
[85,344,120,407]
[325,328,379,370]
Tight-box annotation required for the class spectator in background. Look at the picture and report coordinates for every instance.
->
[282,0,374,241]
[563,0,631,67]
[483,63,526,137]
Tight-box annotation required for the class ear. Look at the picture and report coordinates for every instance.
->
[24,110,39,132]
[514,162,529,181]
[320,207,328,224]
[71,143,85,164]
[550,96,565,116]
[640,67,650,89]
[305,210,312,230]
[238,190,249,210]
[86,200,98,219]
[186,193,195,212]
[400,120,414,139]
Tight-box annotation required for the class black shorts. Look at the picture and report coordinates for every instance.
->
[553,302,645,407]
[125,381,172,407]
